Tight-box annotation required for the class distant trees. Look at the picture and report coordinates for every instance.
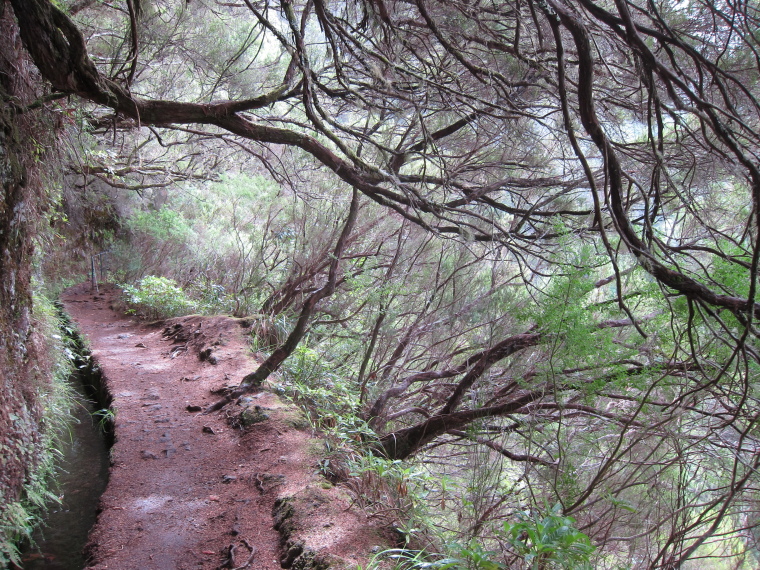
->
[8,0,760,566]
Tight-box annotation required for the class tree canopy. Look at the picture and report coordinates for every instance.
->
[9,0,760,567]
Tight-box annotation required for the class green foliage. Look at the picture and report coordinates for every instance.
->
[277,340,370,440]
[128,206,193,244]
[447,542,507,570]
[108,173,318,317]
[517,243,631,384]
[504,504,595,569]
[369,547,489,569]
[709,242,752,299]
[371,542,509,570]
[362,490,594,569]
[121,275,198,319]
[121,275,233,319]
[0,502,37,567]
[93,407,116,433]
[30,1,760,566]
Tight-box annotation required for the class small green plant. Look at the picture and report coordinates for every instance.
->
[93,408,116,432]
[366,504,594,570]
[504,503,595,569]
[368,548,458,569]
[120,275,198,319]
[367,544,506,570]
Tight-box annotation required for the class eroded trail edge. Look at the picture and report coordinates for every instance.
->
[62,283,384,570]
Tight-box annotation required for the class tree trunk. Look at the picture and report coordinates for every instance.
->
[206,189,360,412]
[375,389,544,460]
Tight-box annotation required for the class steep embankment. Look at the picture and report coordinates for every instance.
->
[0,1,64,564]
[62,283,386,570]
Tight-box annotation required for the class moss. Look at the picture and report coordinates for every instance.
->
[273,497,297,538]
[282,540,305,567]
[281,408,310,430]
[237,405,270,427]
[292,550,331,570]
[305,439,325,457]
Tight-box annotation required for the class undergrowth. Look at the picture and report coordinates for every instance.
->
[120,275,233,319]
[363,503,594,569]
[262,333,595,570]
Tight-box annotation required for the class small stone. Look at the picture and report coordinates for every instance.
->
[186,404,202,412]
[141,450,158,460]
[202,425,216,434]
[208,495,220,502]
[222,475,237,484]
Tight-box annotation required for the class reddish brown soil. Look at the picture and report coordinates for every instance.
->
[61,283,388,570]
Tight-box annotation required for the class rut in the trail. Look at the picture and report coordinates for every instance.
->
[61,282,388,570]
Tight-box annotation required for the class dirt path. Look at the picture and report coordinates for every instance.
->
[61,283,386,570]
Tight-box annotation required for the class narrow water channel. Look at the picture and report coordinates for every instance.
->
[21,357,111,568]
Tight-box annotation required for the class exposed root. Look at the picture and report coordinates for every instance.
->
[205,385,252,413]
[219,538,256,570]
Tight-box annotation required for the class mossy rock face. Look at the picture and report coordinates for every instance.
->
[281,540,305,567]
[273,496,332,569]
[273,497,297,539]
[273,498,306,567]
[237,405,270,427]
[291,549,331,570]
[282,408,310,430]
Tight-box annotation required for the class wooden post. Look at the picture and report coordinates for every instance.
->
[91,255,98,293]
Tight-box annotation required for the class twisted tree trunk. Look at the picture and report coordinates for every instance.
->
[206,189,360,413]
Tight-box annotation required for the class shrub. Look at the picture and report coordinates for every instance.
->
[120,276,199,319]
[504,503,595,569]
